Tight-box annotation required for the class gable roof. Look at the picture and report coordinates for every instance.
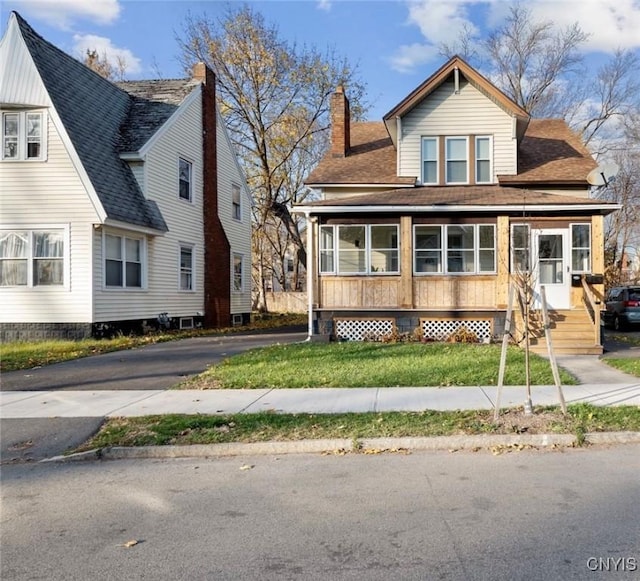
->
[305,122,415,187]
[383,56,530,144]
[295,185,620,216]
[306,118,595,188]
[498,119,597,185]
[6,12,178,232]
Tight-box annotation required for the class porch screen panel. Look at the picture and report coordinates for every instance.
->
[414,226,442,273]
[338,225,366,273]
[447,225,474,273]
[370,225,398,273]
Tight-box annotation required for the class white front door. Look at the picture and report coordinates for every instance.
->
[532,228,570,309]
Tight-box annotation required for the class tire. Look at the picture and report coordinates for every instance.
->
[613,315,626,332]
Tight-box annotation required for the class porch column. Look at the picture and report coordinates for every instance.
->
[400,216,413,308]
[496,215,510,308]
[306,214,316,337]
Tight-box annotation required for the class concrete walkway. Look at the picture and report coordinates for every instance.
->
[2,382,640,419]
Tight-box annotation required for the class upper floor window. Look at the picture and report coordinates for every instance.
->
[105,233,143,288]
[421,137,438,185]
[445,137,468,184]
[319,224,399,275]
[232,184,241,220]
[571,223,591,273]
[233,254,243,291]
[475,136,492,183]
[414,224,495,274]
[2,111,46,161]
[179,244,194,291]
[0,229,64,286]
[178,158,192,202]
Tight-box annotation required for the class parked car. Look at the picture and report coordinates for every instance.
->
[602,286,640,330]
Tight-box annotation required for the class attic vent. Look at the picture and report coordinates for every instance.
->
[179,317,194,330]
[232,314,243,327]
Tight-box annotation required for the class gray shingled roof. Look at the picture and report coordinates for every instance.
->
[15,12,172,232]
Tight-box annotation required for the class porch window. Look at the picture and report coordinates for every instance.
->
[319,226,335,273]
[414,224,496,274]
[511,224,530,272]
[322,224,399,275]
[571,224,591,273]
[475,136,492,183]
[0,229,64,286]
[445,137,468,184]
[105,233,143,288]
[421,137,438,185]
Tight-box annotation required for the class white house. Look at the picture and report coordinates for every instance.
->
[0,12,252,340]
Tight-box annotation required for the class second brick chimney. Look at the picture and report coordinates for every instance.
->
[330,85,350,157]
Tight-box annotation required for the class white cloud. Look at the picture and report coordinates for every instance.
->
[390,0,479,73]
[389,42,440,73]
[317,0,332,12]
[525,0,640,53]
[73,34,142,76]
[13,0,121,29]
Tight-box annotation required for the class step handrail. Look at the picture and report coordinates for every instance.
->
[580,277,601,346]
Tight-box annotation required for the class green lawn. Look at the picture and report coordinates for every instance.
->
[75,403,640,450]
[180,341,577,388]
[603,358,640,377]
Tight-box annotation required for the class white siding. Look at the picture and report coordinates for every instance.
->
[0,114,99,322]
[399,79,517,182]
[216,111,252,315]
[93,91,205,322]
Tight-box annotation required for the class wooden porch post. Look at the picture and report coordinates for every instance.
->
[400,216,413,308]
[496,215,510,308]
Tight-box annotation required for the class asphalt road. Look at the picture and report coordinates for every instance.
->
[0,329,306,463]
[2,446,639,580]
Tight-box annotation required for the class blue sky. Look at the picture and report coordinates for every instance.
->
[2,0,640,120]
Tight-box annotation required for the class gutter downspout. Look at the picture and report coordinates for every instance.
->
[306,213,315,340]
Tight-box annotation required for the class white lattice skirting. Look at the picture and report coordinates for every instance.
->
[334,319,395,341]
[421,319,492,341]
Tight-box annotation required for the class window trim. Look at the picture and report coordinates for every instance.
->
[179,243,195,292]
[233,253,244,292]
[475,135,493,184]
[178,157,193,202]
[571,222,592,274]
[2,110,47,162]
[413,224,496,275]
[322,224,400,276]
[421,136,439,185]
[232,184,242,221]
[445,136,469,184]
[0,225,69,288]
[103,231,146,290]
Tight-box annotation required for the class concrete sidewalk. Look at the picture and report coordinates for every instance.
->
[2,383,640,419]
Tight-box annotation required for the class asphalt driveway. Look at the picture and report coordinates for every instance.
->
[1,329,307,392]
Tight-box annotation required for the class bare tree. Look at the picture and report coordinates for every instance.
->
[83,49,128,81]
[177,6,367,311]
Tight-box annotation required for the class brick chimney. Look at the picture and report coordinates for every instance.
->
[192,62,207,82]
[330,85,350,157]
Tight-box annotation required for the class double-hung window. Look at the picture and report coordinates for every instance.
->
[445,137,468,184]
[511,224,531,272]
[178,158,192,202]
[475,136,492,183]
[179,245,194,291]
[571,223,591,272]
[320,224,399,275]
[0,229,64,286]
[2,111,46,161]
[421,137,438,184]
[233,254,243,291]
[105,234,143,288]
[414,224,495,274]
[232,184,241,220]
